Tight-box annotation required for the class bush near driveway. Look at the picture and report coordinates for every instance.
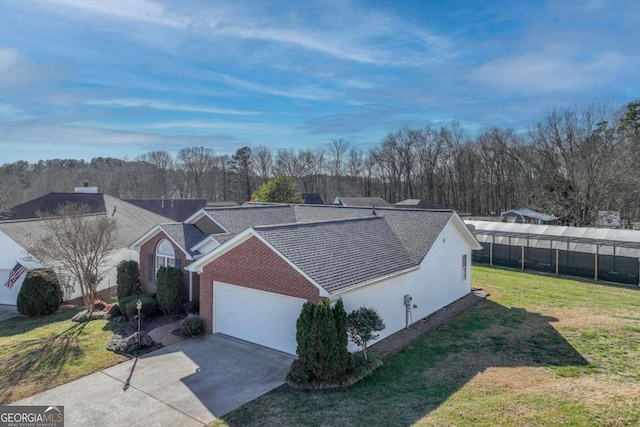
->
[181,314,205,337]
[116,260,139,299]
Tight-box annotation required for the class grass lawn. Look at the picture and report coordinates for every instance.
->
[0,301,127,404]
[214,266,640,427]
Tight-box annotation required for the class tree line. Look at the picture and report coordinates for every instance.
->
[1,102,638,226]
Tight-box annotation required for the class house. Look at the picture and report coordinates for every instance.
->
[332,196,392,207]
[501,208,558,225]
[130,204,481,355]
[123,198,208,222]
[0,190,171,304]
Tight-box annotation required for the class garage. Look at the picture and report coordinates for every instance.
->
[213,282,306,355]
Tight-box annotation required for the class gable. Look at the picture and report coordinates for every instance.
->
[200,236,322,302]
[193,215,227,235]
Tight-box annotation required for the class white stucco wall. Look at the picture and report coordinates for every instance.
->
[333,218,473,351]
[58,248,139,301]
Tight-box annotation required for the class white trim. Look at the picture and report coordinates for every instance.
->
[330,265,420,296]
[449,213,483,250]
[189,271,193,301]
[184,209,231,234]
[129,225,195,260]
[186,229,255,273]
[190,235,221,252]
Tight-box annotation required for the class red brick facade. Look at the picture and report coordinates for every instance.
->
[199,235,322,333]
[139,231,199,301]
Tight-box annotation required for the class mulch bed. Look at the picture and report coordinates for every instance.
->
[369,289,489,360]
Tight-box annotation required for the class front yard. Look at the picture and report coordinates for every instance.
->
[214,267,640,426]
[0,303,127,404]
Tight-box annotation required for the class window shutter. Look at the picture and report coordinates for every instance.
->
[175,258,182,270]
[148,254,154,282]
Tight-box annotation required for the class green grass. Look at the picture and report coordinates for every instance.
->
[0,302,127,404]
[213,266,640,427]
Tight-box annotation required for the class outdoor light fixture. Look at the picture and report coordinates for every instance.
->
[136,299,142,350]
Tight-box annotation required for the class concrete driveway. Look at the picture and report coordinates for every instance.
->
[0,304,18,321]
[13,334,295,426]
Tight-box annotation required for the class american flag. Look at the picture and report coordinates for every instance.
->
[4,262,27,289]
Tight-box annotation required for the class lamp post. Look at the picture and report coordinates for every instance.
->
[136,299,142,350]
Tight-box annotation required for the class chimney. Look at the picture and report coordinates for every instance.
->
[74,182,98,193]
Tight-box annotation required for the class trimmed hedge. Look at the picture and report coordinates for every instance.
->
[119,293,159,319]
[294,299,350,382]
[116,260,139,299]
[16,268,62,317]
[156,266,184,315]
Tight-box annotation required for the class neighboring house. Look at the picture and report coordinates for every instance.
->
[0,190,171,304]
[123,198,208,222]
[0,231,42,305]
[501,208,559,225]
[394,199,448,210]
[301,193,325,204]
[130,204,481,355]
[333,196,392,207]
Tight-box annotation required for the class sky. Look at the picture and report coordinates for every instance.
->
[0,0,638,164]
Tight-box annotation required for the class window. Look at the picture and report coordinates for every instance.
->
[156,239,176,270]
[462,254,467,280]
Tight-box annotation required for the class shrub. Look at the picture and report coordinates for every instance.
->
[124,295,159,319]
[347,307,386,360]
[183,300,199,315]
[156,266,184,315]
[106,331,154,354]
[107,303,122,318]
[116,260,139,299]
[16,268,63,317]
[181,314,205,337]
[94,297,112,312]
[293,299,350,382]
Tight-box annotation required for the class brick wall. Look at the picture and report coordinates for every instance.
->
[139,232,196,301]
[199,236,322,333]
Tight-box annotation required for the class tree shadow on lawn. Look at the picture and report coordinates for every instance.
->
[220,299,591,427]
[0,306,82,338]
[0,322,87,404]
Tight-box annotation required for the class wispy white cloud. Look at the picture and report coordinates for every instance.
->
[471,50,627,94]
[85,98,261,116]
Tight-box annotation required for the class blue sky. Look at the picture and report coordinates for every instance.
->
[0,0,638,164]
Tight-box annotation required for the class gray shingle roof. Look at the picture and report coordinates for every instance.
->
[0,195,171,262]
[1,193,106,220]
[333,196,392,207]
[158,223,207,257]
[255,217,415,293]
[203,205,297,238]
[124,198,207,222]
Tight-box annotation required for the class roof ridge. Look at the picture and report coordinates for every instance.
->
[254,215,382,230]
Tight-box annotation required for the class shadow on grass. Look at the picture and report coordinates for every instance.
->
[0,322,87,404]
[0,307,83,338]
[219,299,591,427]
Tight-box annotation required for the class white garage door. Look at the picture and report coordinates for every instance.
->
[213,282,306,355]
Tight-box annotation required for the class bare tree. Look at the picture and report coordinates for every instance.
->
[33,204,117,311]
[177,147,215,198]
[252,145,273,183]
